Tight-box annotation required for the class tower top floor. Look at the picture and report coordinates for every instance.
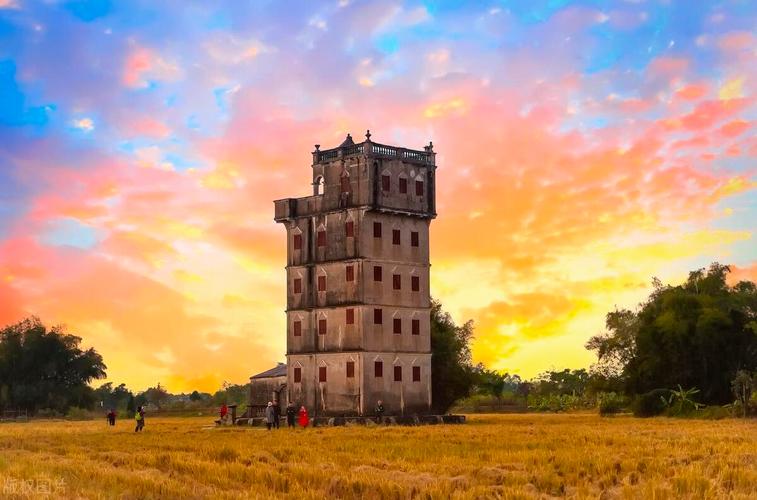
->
[312,130,436,167]
[274,131,437,222]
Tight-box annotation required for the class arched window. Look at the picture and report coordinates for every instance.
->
[313,175,324,195]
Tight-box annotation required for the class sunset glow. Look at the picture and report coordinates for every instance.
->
[1,1,755,392]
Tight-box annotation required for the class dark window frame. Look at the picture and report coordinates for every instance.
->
[373,308,382,325]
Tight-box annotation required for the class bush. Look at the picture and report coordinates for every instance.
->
[527,394,590,412]
[66,407,95,420]
[34,408,64,419]
[597,392,626,416]
[632,389,669,417]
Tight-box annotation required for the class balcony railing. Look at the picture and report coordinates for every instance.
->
[315,141,433,165]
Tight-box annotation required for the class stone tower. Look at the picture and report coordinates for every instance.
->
[274,131,436,417]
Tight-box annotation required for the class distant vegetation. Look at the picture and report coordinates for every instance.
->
[2,263,755,418]
[453,263,757,417]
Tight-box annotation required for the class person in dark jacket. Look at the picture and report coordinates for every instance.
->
[285,402,296,428]
[374,400,385,424]
[106,409,116,426]
[272,402,281,429]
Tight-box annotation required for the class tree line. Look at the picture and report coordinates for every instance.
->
[1,262,755,417]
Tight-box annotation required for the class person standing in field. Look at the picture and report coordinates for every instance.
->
[285,402,296,428]
[374,400,385,424]
[272,402,281,429]
[264,402,275,430]
[106,408,116,426]
[219,403,228,424]
[134,406,145,432]
[298,405,309,428]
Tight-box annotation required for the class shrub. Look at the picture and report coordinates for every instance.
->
[597,392,626,416]
[632,389,669,417]
[66,407,95,420]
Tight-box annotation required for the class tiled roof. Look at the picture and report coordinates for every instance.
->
[251,362,287,379]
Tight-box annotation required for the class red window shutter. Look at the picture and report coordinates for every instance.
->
[393,274,401,290]
[373,265,382,282]
[346,361,355,378]
[373,308,382,325]
[318,275,326,292]
[345,221,354,237]
[415,180,424,196]
[293,233,302,250]
[373,222,381,238]
[411,231,419,247]
[382,175,390,192]
[394,366,402,382]
[346,308,354,325]
[293,278,302,294]
[346,265,354,282]
[374,361,383,378]
[412,366,421,382]
[412,276,420,292]
[392,229,400,245]
[319,366,327,382]
[318,319,327,335]
[412,319,420,336]
[393,318,401,334]
[294,367,302,383]
[399,177,407,194]
[293,320,301,337]
[317,230,326,247]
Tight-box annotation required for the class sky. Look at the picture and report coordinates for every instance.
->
[0,0,755,393]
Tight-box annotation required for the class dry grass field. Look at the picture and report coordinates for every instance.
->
[0,413,755,499]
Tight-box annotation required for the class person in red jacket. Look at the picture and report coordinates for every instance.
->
[219,403,228,424]
[298,406,309,428]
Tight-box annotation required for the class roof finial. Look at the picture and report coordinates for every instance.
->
[365,129,372,141]
[315,144,320,151]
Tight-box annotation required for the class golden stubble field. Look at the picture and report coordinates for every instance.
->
[0,414,754,499]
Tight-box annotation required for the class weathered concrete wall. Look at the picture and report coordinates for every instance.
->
[249,376,287,408]
[287,351,431,417]
[286,305,430,354]
[287,353,362,416]
[361,352,432,416]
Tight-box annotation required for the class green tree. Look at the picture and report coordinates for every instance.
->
[587,263,757,405]
[0,317,107,413]
[94,382,133,411]
[212,382,249,406]
[473,365,507,399]
[143,383,169,410]
[430,299,476,413]
[731,370,754,417]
